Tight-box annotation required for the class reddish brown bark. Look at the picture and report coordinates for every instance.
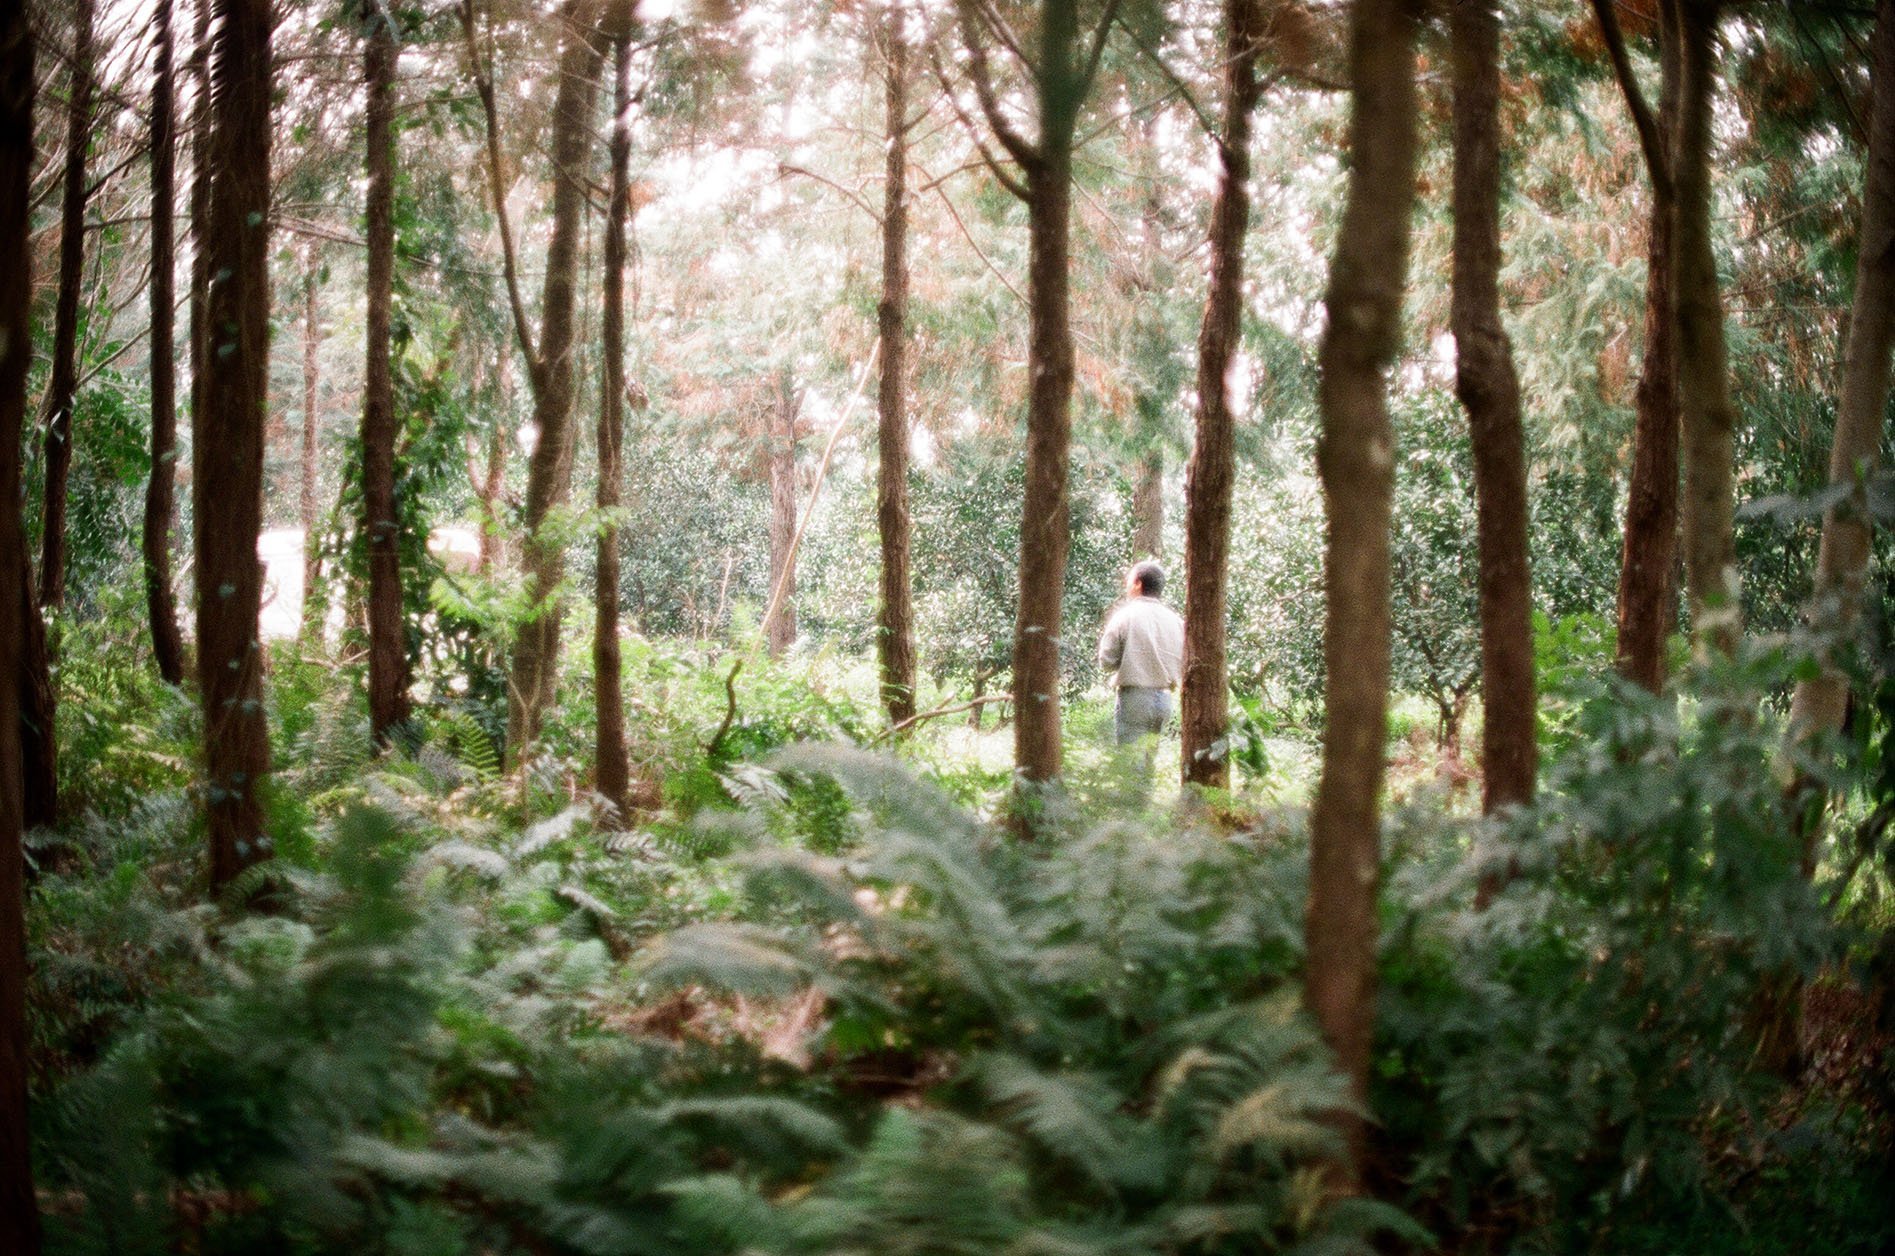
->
[594,26,633,819]
[502,0,609,755]
[361,0,409,745]
[1449,0,1536,893]
[1600,0,1682,692]
[1181,0,1264,791]
[0,0,41,1244]
[1674,0,1739,653]
[877,5,917,727]
[196,0,274,890]
[189,0,210,452]
[765,373,800,658]
[145,0,185,686]
[38,0,92,611]
[1305,0,1422,1182]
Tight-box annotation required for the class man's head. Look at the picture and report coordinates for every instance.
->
[1128,560,1164,599]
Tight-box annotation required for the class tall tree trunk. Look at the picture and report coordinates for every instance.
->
[1131,452,1163,559]
[299,249,321,641]
[1011,0,1082,787]
[145,0,186,685]
[38,0,91,611]
[1674,0,1739,652]
[876,4,917,727]
[1610,0,1682,692]
[1304,0,1422,1183]
[1787,0,1895,843]
[1181,0,1263,791]
[594,27,632,819]
[504,0,608,756]
[189,0,211,455]
[361,0,408,746]
[1449,0,1536,891]
[765,374,800,658]
[0,0,41,1244]
[479,363,508,575]
[196,0,273,891]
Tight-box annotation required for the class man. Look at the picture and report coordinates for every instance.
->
[1097,560,1185,745]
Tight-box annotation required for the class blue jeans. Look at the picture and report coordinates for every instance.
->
[1114,686,1172,745]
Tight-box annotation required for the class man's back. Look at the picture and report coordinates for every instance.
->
[1098,596,1185,690]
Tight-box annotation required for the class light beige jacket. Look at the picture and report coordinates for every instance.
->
[1097,597,1184,690]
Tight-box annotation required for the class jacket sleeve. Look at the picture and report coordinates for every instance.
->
[1097,608,1124,672]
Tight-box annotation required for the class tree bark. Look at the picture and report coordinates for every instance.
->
[196,0,273,890]
[37,0,91,611]
[145,0,186,685]
[1304,0,1422,1184]
[877,4,917,727]
[361,0,409,746]
[1608,0,1682,693]
[1449,0,1536,889]
[594,26,633,819]
[1131,452,1164,559]
[299,249,321,642]
[765,373,800,658]
[504,0,609,756]
[479,360,509,575]
[189,0,211,458]
[1181,0,1263,791]
[1674,0,1739,652]
[1786,0,1895,838]
[0,0,41,1244]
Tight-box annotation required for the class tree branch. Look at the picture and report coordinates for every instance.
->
[953,0,1041,170]
[927,42,1031,200]
[1588,0,1673,198]
[459,0,542,382]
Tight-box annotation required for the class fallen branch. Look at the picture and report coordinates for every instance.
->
[869,693,1013,746]
[706,659,745,757]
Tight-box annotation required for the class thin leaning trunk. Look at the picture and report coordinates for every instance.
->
[1181,0,1263,791]
[38,0,92,611]
[1305,0,1422,1184]
[361,0,409,745]
[1786,0,1895,850]
[594,27,633,819]
[300,251,322,641]
[765,375,800,658]
[1674,0,1739,652]
[876,4,917,727]
[0,0,41,1245]
[503,0,610,757]
[196,0,274,890]
[189,0,210,450]
[1449,0,1535,891]
[145,0,185,685]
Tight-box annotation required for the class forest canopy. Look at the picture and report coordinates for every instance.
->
[0,0,1892,1252]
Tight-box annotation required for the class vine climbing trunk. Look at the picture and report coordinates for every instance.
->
[0,0,41,1245]
[38,0,92,611]
[876,3,917,727]
[765,374,800,658]
[145,0,185,686]
[504,0,608,756]
[1181,0,1263,792]
[1674,0,1739,653]
[361,0,409,746]
[594,24,633,819]
[1305,0,1422,1185]
[1449,0,1535,893]
[196,0,274,890]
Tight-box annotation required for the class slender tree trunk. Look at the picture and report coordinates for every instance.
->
[189,0,210,452]
[1787,0,1895,842]
[299,250,322,641]
[505,0,608,756]
[876,4,917,727]
[1304,0,1422,1184]
[1181,0,1263,791]
[594,28,632,819]
[1674,0,1739,652]
[479,367,508,575]
[196,0,273,890]
[361,0,408,746]
[38,0,92,611]
[765,374,800,658]
[1011,0,1082,788]
[1449,0,1536,890]
[145,0,186,685]
[0,0,41,1244]
[1131,453,1163,559]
